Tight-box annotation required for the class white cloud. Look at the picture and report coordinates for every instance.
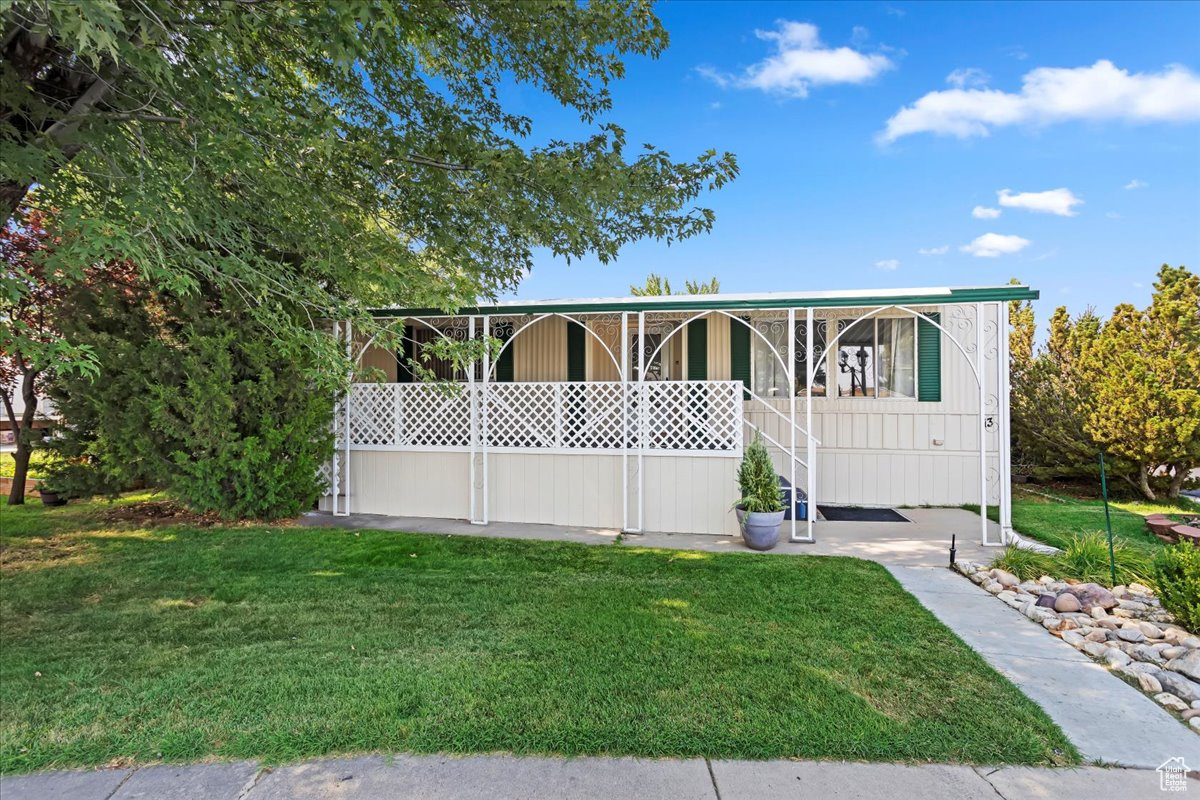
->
[1106,211,1121,219]
[947,68,990,89]
[918,245,950,255]
[700,21,894,98]
[997,187,1083,216]
[960,233,1031,258]
[879,60,1200,142]
[875,259,900,270]
[1124,179,1148,189]
[972,205,1002,219]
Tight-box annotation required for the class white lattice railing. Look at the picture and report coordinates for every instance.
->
[344,380,743,454]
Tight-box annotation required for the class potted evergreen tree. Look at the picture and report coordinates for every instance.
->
[734,435,785,550]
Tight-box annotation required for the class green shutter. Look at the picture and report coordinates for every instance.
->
[729,318,751,399]
[566,321,586,381]
[917,312,941,402]
[396,325,415,383]
[687,319,708,380]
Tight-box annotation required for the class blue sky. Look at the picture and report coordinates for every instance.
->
[506,0,1200,328]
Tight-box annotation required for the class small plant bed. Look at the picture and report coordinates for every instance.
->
[0,496,1077,773]
[955,559,1200,733]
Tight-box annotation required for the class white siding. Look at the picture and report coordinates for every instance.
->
[345,450,470,519]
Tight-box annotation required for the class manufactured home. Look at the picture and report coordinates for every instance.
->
[323,285,1034,545]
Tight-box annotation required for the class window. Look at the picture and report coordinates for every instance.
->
[792,316,916,399]
[751,321,789,397]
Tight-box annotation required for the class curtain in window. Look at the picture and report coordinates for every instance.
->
[876,318,916,398]
[752,319,790,397]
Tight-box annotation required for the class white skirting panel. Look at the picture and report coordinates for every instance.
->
[487,452,624,529]
[642,456,740,536]
[346,450,470,519]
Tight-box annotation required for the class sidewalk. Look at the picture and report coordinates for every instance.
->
[1,754,1188,800]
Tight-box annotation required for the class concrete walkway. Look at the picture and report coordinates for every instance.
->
[1,754,1189,800]
[889,565,1200,769]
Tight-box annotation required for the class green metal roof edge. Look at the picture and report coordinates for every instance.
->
[369,286,1039,317]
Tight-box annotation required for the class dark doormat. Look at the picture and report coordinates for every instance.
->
[817,506,909,522]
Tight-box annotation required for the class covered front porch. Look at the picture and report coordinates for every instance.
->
[325,286,1034,546]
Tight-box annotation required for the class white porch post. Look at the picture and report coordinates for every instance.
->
[976,302,987,545]
[468,316,477,524]
[481,315,490,525]
[621,311,631,532]
[787,307,796,542]
[805,307,815,542]
[330,320,340,516]
[343,319,352,516]
[998,300,1014,542]
[636,310,645,533]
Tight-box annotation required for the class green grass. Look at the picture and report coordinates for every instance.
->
[0,495,1077,773]
[984,484,1195,556]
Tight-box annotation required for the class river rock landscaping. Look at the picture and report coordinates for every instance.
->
[954,560,1200,733]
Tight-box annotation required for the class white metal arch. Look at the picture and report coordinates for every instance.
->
[641,308,792,379]
[487,311,623,380]
[811,303,994,546]
[351,315,467,368]
[812,305,981,389]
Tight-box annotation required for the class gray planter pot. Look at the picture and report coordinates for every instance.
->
[742,509,784,551]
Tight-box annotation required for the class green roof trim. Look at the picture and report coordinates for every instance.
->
[369,286,1038,318]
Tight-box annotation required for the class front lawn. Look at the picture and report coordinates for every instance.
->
[1,496,1076,773]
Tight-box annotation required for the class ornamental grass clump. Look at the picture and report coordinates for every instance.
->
[737,434,783,513]
[1053,531,1154,587]
[989,546,1057,582]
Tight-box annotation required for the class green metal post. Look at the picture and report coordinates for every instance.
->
[1099,452,1116,586]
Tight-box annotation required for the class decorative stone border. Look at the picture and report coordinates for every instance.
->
[954,561,1200,734]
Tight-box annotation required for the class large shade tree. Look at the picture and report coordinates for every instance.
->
[2,0,737,382]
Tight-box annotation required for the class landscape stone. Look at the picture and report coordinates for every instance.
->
[983,581,1003,595]
[1154,693,1190,712]
[1085,630,1108,643]
[1168,650,1200,682]
[1065,583,1117,612]
[1061,630,1086,647]
[1192,718,1200,731]
[1136,622,1164,639]
[993,570,1019,588]
[1116,628,1145,643]
[1035,593,1057,609]
[1158,671,1200,704]
[1104,648,1131,668]
[1083,641,1110,658]
[1138,673,1163,693]
[1054,593,1082,613]
[1094,618,1121,630]
[1132,645,1166,665]
[1118,599,1149,612]
[1090,606,1108,620]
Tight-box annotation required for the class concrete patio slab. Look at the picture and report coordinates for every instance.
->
[301,506,996,568]
[0,767,132,800]
[110,761,260,799]
[889,564,1200,769]
[247,754,715,800]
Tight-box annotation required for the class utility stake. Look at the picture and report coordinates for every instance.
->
[1099,452,1116,587]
